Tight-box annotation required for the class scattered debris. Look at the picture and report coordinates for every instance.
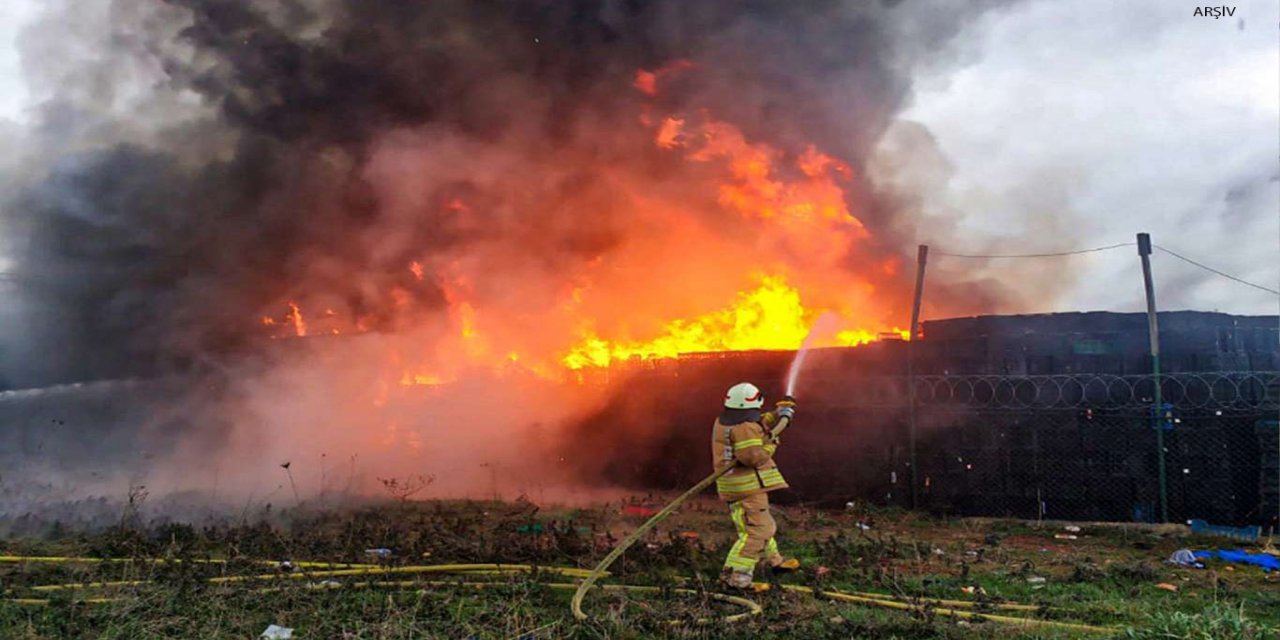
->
[815,566,832,577]
[1026,576,1046,584]
[960,586,986,595]
[1063,525,1082,533]
[932,547,947,556]
[1167,549,1204,569]
[828,615,845,624]
[1154,583,1179,592]
[364,548,393,559]
[1054,534,1078,540]
[622,505,658,517]
[855,521,872,531]
[276,560,294,573]
[678,531,699,541]
[261,625,294,639]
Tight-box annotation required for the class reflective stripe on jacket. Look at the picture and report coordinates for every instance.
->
[711,418,788,501]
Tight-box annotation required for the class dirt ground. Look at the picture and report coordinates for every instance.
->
[1,496,1277,639]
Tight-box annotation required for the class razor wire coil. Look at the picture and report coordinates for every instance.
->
[693,372,1279,412]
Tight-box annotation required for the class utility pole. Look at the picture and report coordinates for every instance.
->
[907,245,928,509]
[1137,233,1169,523]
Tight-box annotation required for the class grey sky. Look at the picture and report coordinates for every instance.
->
[0,0,36,123]
[0,0,1275,316]
[901,0,1279,317]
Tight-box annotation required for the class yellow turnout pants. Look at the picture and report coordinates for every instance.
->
[724,492,782,574]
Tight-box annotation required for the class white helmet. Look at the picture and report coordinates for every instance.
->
[724,382,764,409]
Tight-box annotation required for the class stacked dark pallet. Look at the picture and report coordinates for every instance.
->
[1164,415,1259,526]
[589,311,1278,524]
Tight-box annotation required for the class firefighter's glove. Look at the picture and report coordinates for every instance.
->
[775,395,797,420]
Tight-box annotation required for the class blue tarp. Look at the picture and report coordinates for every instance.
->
[1188,519,1261,542]
[1193,549,1280,572]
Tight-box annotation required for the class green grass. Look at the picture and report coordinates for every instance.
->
[1124,603,1273,640]
[1,500,1277,639]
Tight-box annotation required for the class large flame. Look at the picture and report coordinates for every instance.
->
[259,61,912,387]
[561,274,900,369]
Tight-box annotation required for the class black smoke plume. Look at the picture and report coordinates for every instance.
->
[1,0,1009,388]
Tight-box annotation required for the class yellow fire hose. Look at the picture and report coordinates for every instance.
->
[0,555,1114,633]
[570,463,733,621]
[1,561,763,624]
[0,556,371,568]
[570,414,795,622]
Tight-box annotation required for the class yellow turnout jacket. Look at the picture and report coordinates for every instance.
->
[711,418,788,501]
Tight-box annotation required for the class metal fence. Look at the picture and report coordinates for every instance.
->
[769,372,1280,529]
[624,370,1279,530]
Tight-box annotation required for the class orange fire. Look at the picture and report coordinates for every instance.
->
[563,274,875,369]
[633,59,695,97]
[259,61,915,387]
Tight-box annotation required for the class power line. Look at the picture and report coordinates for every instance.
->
[1154,244,1280,296]
[933,242,1133,259]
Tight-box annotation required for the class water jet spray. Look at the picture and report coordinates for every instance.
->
[785,312,838,398]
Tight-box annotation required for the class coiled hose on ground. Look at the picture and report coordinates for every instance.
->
[2,549,1115,632]
[1,554,1115,633]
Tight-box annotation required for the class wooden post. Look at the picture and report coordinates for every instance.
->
[1137,233,1169,523]
[908,245,928,509]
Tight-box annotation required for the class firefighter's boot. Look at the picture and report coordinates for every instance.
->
[720,569,754,590]
[771,557,801,573]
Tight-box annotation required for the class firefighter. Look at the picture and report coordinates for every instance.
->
[713,382,800,589]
